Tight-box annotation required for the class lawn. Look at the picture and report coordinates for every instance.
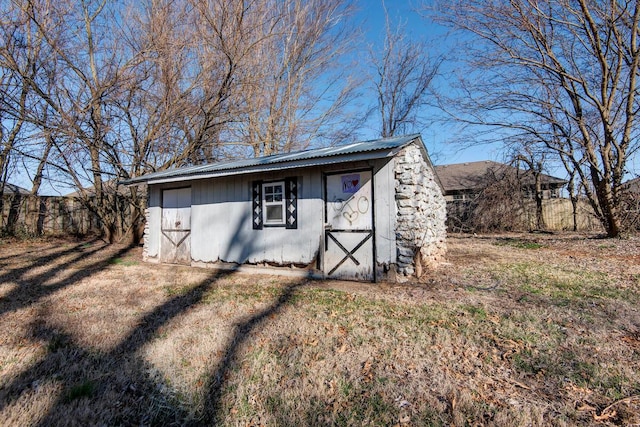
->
[0,234,638,426]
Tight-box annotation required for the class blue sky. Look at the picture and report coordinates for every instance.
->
[358,1,640,180]
[356,0,504,166]
[5,1,519,195]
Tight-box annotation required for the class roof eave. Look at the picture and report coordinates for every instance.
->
[121,134,424,187]
[142,149,401,186]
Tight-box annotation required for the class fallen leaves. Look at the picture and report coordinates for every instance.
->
[621,333,640,347]
[361,358,375,383]
[2,235,640,426]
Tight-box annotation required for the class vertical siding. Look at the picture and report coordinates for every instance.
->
[373,158,397,266]
[146,157,400,273]
[146,186,162,259]
[189,170,324,266]
[191,178,247,263]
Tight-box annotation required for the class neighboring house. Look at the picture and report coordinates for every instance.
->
[65,180,146,198]
[434,160,567,202]
[1,182,30,195]
[621,176,640,230]
[623,176,640,194]
[123,134,447,283]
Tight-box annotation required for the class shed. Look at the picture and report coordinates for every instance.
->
[123,134,447,282]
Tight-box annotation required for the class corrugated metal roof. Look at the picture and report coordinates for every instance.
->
[122,134,422,185]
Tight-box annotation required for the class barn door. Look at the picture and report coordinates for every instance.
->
[160,187,191,265]
[324,170,374,281]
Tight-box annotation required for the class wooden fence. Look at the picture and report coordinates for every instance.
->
[521,199,603,231]
[1,195,100,236]
[0,194,614,237]
[446,198,604,233]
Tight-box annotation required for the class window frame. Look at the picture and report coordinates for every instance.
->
[262,181,286,226]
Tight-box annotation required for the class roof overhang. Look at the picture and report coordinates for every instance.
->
[144,149,403,185]
[121,134,427,187]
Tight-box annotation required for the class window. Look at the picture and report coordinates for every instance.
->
[524,187,534,199]
[252,178,298,229]
[263,182,285,225]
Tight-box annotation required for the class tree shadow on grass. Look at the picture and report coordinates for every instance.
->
[202,281,307,424]
[0,256,308,425]
[0,269,233,425]
[0,213,313,425]
[0,239,132,318]
[0,238,102,284]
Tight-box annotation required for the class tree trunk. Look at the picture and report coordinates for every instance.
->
[592,167,621,237]
[534,173,545,231]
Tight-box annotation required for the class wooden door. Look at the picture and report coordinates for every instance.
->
[324,170,374,281]
[160,187,191,264]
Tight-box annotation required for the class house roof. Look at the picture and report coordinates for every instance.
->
[434,160,567,193]
[1,182,30,195]
[623,176,640,193]
[65,179,146,197]
[122,134,429,185]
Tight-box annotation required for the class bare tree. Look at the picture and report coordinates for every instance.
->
[0,2,37,194]
[432,0,640,237]
[512,147,547,231]
[224,0,361,156]
[12,0,134,242]
[446,167,529,233]
[371,4,442,138]
[0,0,364,241]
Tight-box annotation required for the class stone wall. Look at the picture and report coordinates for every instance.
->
[394,143,447,281]
[142,206,152,262]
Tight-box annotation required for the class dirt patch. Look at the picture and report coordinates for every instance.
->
[0,233,639,425]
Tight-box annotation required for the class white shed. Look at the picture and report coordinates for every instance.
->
[123,134,447,282]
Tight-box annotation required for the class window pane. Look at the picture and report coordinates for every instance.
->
[274,185,282,193]
[265,194,273,202]
[266,205,283,222]
[274,194,282,202]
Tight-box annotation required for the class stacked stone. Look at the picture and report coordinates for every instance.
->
[394,143,447,281]
[142,206,151,262]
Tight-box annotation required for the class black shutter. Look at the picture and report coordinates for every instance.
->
[252,181,263,230]
[285,177,298,229]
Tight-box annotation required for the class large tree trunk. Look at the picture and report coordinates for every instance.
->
[591,166,621,237]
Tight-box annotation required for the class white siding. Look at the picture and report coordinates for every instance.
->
[145,187,162,260]
[373,158,397,266]
[190,170,324,266]
[145,157,401,279]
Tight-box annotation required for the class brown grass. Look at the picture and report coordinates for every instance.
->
[0,233,639,426]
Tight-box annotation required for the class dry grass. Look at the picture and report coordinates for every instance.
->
[0,233,639,426]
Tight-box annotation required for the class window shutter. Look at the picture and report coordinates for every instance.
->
[252,181,263,230]
[285,177,298,229]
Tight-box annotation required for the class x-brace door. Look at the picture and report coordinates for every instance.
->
[160,187,192,265]
[324,170,374,281]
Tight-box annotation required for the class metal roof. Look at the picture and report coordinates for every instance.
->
[122,134,423,185]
